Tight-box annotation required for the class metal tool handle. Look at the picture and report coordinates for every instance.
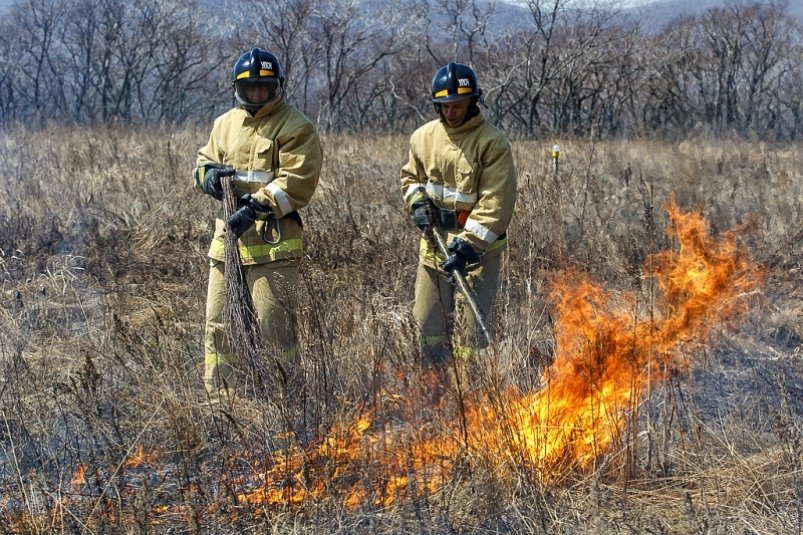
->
[429,228,493,346]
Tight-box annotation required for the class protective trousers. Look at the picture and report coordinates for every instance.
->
[413,246,502,366]
[204,259,299,398]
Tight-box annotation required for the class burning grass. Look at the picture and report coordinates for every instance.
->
[194,199,764,511]
[0,127,801,533]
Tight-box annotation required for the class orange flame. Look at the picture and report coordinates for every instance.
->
[70,463,86,492]
[125,444,157,467]
[460,199,762,472]
[220,200,762,511]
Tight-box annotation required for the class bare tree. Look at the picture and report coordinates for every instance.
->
[699,5,748,133]
[738,3,794,136]
[428,0,499,64]
[230,0,319,114]
[62,0,100,121]
[145,0,229,122]
[11,0,67,120]
[311,0,413,132]
[0,20,22,121]
[637,17,699,137]
[0,0,801,139]
[509,0,621,136]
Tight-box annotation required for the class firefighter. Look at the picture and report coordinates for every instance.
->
[400,61,517,385]
[194,48,322,403]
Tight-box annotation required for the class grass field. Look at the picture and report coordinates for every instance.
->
[0,125,801,533]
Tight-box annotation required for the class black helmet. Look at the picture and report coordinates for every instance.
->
[231,48,284,111]
[431,61,482,103]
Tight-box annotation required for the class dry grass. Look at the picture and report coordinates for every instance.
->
[0,124,801,534]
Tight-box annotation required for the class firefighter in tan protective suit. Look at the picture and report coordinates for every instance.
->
[194,48,322,402]
[400,62,517,384]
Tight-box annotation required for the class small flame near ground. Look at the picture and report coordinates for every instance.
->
[27,200,761,526]
[70,464,86,492]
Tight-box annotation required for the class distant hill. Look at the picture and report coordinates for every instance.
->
[623,0,803,29]
[497,0,802,35]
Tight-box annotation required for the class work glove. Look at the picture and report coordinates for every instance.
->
[440,237,480,275]
[200,163,236,200]
[226,194,272,239]
[410,200,433,232]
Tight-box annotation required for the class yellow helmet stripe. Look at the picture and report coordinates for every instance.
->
[434,87,474,98]
[236,70,275,80]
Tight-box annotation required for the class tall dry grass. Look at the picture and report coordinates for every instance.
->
[0,124,800,534]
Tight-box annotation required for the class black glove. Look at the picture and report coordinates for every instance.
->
[201,163,236,200]
[410,200,433,232]
[226,194,272,238]
[440,237,480,275]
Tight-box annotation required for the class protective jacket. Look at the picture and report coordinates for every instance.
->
[401,114,517,268]
[195,96,322,265]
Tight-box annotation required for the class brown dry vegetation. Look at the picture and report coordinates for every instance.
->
[0,125,801,534]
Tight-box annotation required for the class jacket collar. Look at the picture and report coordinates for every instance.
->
[241,95,285,120]
[441,113,484,136]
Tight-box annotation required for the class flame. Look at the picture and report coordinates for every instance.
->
[56,200,761,521]
[462,199,762,472]
[125,444,158,467]
[70,463,86,491]
[218,200,762,510]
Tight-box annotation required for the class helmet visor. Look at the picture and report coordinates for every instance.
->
[234,79,280,110]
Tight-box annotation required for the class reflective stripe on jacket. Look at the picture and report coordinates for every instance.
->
[195,96,322,265]
[400,114,517,257]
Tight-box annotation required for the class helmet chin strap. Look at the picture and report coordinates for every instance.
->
[467,101,481,119]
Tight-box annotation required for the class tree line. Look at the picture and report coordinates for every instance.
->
[1,0,801,140]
